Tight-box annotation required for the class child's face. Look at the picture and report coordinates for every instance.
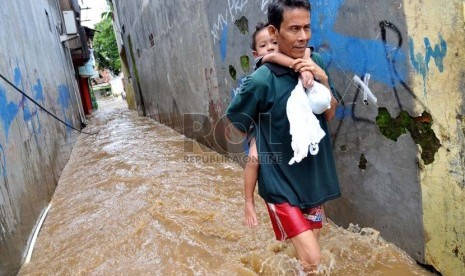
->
[253,28,278,58]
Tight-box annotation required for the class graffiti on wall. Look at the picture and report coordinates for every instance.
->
[217,0,412,105]
[409,35,447,98]
[0,66,72,141]
[211,0,270,61]
[13,66,43,140]
[310,0,448,119]
[58,84,73,137]
[211,0,248,43]
[0,85,19,140]
[310,0,408,88]
[331,16,445,164]
[214,0,448,103]
[0,65,73,175]
[211,0,248,61]
[333,20,410,123]
[213,0,447,160]
[379,21,447,111]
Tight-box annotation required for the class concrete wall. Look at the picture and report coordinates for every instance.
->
[111,2,136,110]
[0,0,83,274]
[114,0,465,274]
[402,2,465,273]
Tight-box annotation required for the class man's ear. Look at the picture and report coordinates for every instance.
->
[268,25,278,40]
[252,50,259,58]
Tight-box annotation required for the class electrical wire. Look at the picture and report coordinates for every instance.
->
[0,72,97,135]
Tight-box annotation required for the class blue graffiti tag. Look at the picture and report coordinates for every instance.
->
[409,35,447,97]
[220,25,229,62]
[0,144,5,177]
[32,78,44,133]
[335,105,352,120]
[33,78,45,102]
[58,84,72,136]
[14,67,22,87]
[309,0,407,87]
[0,85,20,140]
[14,66,42,137]
[0,65,50,141]
[58,84,70,109]
[423,36,447,72]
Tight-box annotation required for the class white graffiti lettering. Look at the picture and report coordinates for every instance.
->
[211,13,229,42]
[211,0,249,44]
[229,0,247,18]
[232,85,241,97]
[260,0,270,13]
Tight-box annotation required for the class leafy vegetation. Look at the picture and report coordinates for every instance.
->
[93,12,120,75]
[376,107,441,165]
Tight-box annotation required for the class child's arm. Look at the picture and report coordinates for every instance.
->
[261,48,314,67]
[262,51,315,88]
[262,52,293,68]
[300,48,314,87]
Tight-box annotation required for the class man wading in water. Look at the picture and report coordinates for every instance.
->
[227,0,340,272]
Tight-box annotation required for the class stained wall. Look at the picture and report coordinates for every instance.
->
[0,0,83,274]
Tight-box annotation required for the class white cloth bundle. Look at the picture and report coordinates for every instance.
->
[307,81,332,114]
[286,79,330,165]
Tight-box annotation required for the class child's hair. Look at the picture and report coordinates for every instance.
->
[250,22,270,51]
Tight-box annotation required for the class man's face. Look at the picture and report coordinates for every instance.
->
[269,8,311,59]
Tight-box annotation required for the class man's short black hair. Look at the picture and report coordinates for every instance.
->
[251,22,270,50]
[268,0,311,31]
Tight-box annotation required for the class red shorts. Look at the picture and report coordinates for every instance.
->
[266,202,323,241]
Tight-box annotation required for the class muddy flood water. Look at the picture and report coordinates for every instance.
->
[19,97,434,275]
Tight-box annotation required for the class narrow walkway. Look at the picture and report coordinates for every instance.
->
[18,97,432,275]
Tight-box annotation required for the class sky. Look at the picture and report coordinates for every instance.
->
[79,0,110,28]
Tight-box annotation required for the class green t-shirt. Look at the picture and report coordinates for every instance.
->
[226,52,340,209]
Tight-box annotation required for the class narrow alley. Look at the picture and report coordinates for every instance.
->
[2,0,464,275]
[17,97,433,275]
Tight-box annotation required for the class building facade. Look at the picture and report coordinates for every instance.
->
[0,0,88,274]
